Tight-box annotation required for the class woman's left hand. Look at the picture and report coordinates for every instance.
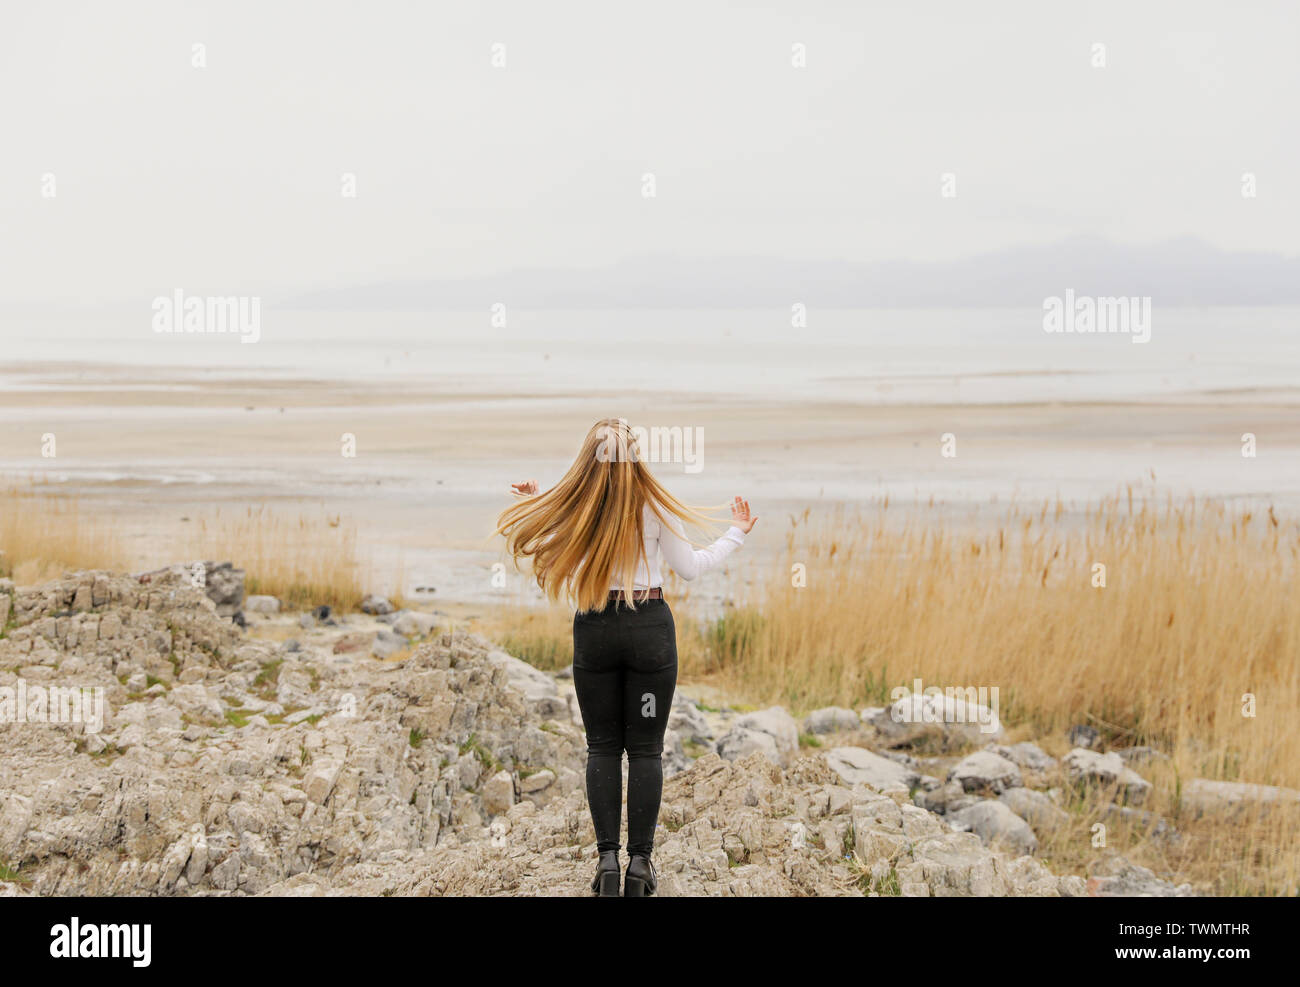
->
[730,495,757,533]
[511,480,538,496]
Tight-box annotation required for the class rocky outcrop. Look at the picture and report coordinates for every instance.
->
[0,569,584,896]
[1179,779,1300,818]
[734,706,799,754]
[0,568,1203,898]
[198,562,245,618]
[824,746,919,791]
[999,787,1069,833]
[804,707,860,735]
[390,611,439,638]
[986,742,1058,775]
[862,692,1004,749]
[716,726,780,764]
[252,751,1086,898]
[948,800,1038,856]
[667,695,713,747]
[949,750,1023,795]
[1063,748,1152,806]
[1086,855,1194,897]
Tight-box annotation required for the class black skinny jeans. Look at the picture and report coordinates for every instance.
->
[572,597,677,858]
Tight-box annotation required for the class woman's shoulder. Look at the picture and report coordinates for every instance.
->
[641,501,660,532]
[642,501,683,537]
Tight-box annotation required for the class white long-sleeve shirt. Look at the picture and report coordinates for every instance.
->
[613,504,745,590]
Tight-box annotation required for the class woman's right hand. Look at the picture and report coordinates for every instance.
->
[730,495,757,533]
[511,480,538,496]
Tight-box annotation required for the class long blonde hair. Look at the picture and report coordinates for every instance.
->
[495,418,723,612]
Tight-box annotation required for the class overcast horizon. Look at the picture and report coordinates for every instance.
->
[2,0,1297,311]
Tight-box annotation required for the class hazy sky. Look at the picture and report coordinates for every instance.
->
[1,0,1296,306]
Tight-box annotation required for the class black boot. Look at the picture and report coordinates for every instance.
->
[623,853,657,897]
[590,850,621,897]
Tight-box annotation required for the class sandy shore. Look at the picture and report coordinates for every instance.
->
[5,362,1300,603]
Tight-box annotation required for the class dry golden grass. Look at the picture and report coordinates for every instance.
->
[179,505,366,610]
[477,603,574,672]
[490,491,1300,895]
[0,489,367,610]
[0,486,125,583]
[710,494,1299,788]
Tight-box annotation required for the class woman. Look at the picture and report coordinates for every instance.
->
[496,418,757,896]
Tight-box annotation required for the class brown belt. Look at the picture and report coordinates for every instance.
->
[609,587,662,602]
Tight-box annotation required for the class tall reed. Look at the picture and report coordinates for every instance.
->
[0,486,124,583]
[181,505,365,609]
[493,492,1300,894]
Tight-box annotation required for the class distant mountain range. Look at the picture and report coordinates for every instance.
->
[280,236,1300,309]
